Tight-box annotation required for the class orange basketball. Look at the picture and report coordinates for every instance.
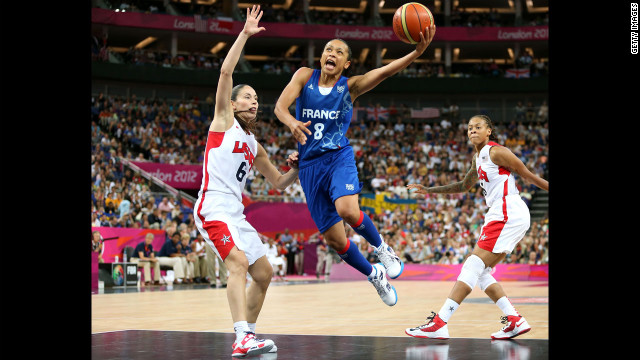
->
[392,2,435,44]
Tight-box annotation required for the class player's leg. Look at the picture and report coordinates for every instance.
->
[323,221,397,306]
[246,255,272,323]
[224,246,249,324]
[406,247,503,339]
[332,151,404,279]
[480,196,532,339]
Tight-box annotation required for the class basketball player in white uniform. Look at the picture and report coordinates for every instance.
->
[404,114,549,340]
[192,6,300,357]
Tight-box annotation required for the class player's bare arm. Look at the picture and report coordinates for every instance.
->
[489,146,549,191]
[253,144,299,190]
[407,156,478,195]
[211,5,265,132]
[274,67,313,144]
[348,23,435,101]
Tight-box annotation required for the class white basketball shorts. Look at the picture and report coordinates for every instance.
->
[194,197,266,266]
[476,194,531,254]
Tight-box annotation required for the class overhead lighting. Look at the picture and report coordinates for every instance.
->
[379,1,385,8]
[210,42,227,55]
[453,48,460,61]
[243,55,270,61]
[239,0,292,10]
[359,48,369,63]
[135,37,157,49]
[285,45,299,58]
[434,48,441,61]
[380,48,387,58]
[507,48,514,59]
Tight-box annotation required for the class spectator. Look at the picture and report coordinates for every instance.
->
[313,235,332,281]
[525,101,536,122]
[157,231,189,284]
[131,233,162,286]
[157,196,175,213]
[265,237,286,281]
[294,232,306,275]
[92,230,104,263]
[147,208,162,229]
[192,232,211,284]
[537,100,548,122]
[180,233,198,283]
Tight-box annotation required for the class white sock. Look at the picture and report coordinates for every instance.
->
[438,298,459,323]
[496,296,520,316]
[248,322,256,333]
[367,264,376,279]
[233,321,250,342]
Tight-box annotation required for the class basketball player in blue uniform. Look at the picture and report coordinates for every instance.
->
[274,23,436,306]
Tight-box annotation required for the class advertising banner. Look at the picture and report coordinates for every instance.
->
[92,227,167,263]
[244,201,317,240]
[130,161,202,190]
[330,262,548,282]
[92,8,548,42]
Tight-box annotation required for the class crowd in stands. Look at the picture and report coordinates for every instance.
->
[91,88,549,267]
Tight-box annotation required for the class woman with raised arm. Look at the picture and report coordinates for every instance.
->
[192,6,300,357]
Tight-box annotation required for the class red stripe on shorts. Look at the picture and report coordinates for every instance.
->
[196,131,224,226]
[477,220,505,252]
[202,220,235,260]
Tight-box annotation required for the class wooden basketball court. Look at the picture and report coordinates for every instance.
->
[92,277,548,359]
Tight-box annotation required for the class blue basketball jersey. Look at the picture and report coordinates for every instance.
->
[295,69,353,168]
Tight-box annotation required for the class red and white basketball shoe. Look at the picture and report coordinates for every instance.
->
[231,332,274,357]
[491,315,531,340]
[405,311,450,339]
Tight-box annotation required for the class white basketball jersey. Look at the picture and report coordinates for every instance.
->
[475,141,519,207]
[195,119,258,217]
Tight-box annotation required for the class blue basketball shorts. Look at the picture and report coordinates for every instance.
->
[298,147,363,234]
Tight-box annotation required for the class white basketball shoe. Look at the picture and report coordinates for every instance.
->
[231,332,274,357]
[405,311,450,339]
[368,263,398,306]
[491,315,531,340]
[375,241,404,279]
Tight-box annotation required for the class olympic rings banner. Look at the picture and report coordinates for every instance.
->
[92,8,548,42]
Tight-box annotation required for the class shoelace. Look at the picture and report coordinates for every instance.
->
[499,316,513,331]
[369,267,386,296]
[376,245,398,265]
[414,311,438,330]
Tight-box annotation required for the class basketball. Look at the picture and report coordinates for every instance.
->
[392,2,435,44]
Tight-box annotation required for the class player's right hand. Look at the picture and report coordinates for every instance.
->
[289,120,312,145]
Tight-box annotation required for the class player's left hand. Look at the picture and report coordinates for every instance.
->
[415,23,436,55]
[287,151,300,169]
[242,5,266,37]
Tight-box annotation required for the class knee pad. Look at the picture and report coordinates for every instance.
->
[457,254,485,290]
[477,266,497,292]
